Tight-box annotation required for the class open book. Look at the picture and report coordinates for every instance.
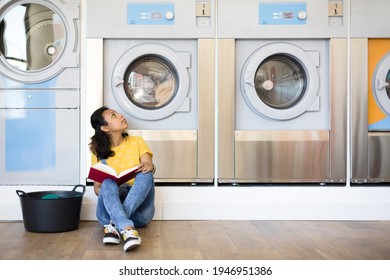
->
[88,162,140,185]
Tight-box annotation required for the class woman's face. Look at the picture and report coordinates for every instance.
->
[101,109,128,133]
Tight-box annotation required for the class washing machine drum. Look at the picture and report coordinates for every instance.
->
[373,52,390,116]
[112,43,190,121]
[241,43,320,120]
[0,1,78,83]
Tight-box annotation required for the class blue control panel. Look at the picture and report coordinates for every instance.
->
[127,3,175,25]
[259,3,307,25]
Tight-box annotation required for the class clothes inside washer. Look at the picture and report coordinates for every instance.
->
[154,75,174,106]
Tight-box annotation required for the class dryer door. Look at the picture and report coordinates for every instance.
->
[112,43,190,121]
[241,42,320,120]
[373,52,390,116]
[0,0,79,83]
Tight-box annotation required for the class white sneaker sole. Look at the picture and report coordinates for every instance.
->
[123,238,141,251]
[103,236,120,245]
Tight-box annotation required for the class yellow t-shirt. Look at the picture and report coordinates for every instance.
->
[91,135,153,185]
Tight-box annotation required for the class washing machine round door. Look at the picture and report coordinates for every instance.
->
[0,1,78,83]
[241,43,320,120]
[373,52,390,115]
[112,43,190,120]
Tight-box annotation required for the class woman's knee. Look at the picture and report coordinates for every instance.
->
[136,171,154,180]
[135,172,154,188]
[100,179,119,195]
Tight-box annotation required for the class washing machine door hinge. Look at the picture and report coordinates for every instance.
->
[307,50,320,67]
[176,97,191,112]
[63,53,80,68]
[177,52,191,68]
[307,96,320,111]
[65,3,80,19]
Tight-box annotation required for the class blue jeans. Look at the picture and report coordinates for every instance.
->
[96,172,155,231]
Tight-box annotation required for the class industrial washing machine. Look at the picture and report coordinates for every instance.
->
[351,0,390,183]
[218,0,347,184]
[0,0,80,185]
[86,0,215,184]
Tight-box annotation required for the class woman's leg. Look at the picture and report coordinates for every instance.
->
[131,182,155,227]
[97,178,134,231]
[96,193,110,227]
[122,172,155,228]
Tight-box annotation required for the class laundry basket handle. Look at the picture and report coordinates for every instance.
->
[16,190,27,197]
[72,184,86,195]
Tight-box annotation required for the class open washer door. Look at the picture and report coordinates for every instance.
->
[0,0,79,83]
[241,42,320,120]
[112,43,190,121]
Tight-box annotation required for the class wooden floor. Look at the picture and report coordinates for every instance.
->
[1,220,390,260]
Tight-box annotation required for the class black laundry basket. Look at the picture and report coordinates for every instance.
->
[16,185,86,233]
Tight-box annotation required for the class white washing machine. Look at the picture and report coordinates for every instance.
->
[0,0,80,185]
[218,0,348,184]
[87,0,215,183]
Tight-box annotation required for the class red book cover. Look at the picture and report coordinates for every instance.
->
[88,163,140,185]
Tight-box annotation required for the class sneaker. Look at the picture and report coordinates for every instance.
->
[103,224,121,245]
[122,229,141,251]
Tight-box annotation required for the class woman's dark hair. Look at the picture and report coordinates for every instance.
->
[89,106,127,159]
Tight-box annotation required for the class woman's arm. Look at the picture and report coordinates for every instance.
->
[138,153,155,173]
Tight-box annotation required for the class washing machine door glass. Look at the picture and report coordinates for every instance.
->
[386,71,390,97]
[373,53,390,116]
[123,56,177,109]
[255,55,306,109]
[0,3,65,71]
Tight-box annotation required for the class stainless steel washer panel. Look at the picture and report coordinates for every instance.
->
[369,133,390,182]
[234,130,330,183]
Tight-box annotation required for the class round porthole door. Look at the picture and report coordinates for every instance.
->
[373,52,390,116]
[0,0,79,83]
[241,42,320,120]
[112,43,190,120]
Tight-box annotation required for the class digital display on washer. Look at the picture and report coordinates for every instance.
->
[259,3,307,25]
[127,3,174,25]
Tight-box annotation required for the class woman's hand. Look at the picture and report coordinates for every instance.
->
[138,153,155,173]
[136,162,154,173]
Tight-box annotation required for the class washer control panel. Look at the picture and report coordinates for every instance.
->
[127,3,175,25]
[259,3,307,25]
